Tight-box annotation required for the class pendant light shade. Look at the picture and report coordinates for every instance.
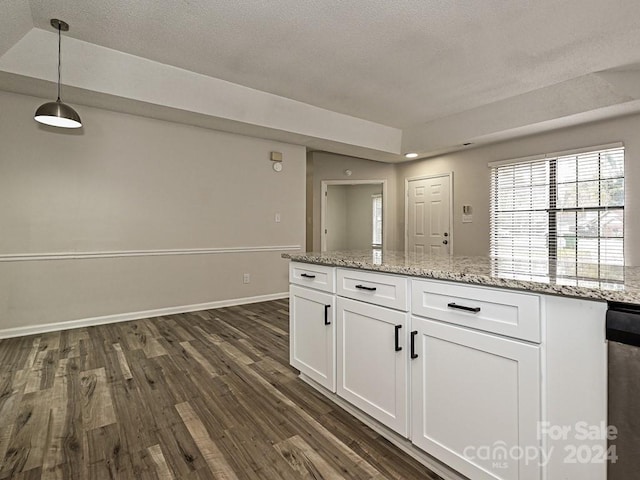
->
[34,100,82,128]
[34,19,82,129]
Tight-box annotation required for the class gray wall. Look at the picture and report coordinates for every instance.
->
[326,185,349,250]
[308,151,397,251]
[309,112,640,266]
[325,184,383,250]
[0,90,306,331]
[5,90,640,332]
[396,112,640,264]
[346,184,383,249]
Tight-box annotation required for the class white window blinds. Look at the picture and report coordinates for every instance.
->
[372,194,382,247]
[490,145,624,284]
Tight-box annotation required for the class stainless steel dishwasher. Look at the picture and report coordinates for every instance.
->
[607,302,640,479]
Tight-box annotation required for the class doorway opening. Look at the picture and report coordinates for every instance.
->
[321,180,387,252]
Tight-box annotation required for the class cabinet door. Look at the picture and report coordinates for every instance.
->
[337,297,409,436]
[290,285,336,391]
[411,316,541,480]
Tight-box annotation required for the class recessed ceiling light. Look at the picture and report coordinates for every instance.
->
[404,153,419,159]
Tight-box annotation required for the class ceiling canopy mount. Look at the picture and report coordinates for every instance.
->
[50,19,69,32]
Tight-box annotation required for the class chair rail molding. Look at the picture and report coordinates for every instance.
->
[0,245,302,262]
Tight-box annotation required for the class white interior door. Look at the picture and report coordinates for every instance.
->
[406,175,451,255]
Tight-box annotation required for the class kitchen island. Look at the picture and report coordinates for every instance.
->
[282,250,627,480]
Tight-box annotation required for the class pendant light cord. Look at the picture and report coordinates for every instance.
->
[57,23,61,102]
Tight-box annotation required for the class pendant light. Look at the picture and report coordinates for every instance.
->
[34,19,82,129]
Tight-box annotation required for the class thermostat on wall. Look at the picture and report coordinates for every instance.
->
[462,204,473,223]
[273,162,283,172]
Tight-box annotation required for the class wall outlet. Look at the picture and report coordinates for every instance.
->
[462,214,473,223]
[243,273,250,284]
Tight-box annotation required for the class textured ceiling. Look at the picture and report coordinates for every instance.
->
[0,0,31,56]
[2,0,640,160]
[24,0,640,128]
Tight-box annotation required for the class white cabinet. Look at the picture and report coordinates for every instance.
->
[337,297,409,435]
[289,284,336,391]
[411,316,541,480]
[288,262,606,480]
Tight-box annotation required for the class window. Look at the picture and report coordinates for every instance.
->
[372,194,382,248]
[490,145,624,286]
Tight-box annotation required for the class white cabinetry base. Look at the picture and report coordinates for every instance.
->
[298,373,468,480]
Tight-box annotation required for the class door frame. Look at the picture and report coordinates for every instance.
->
[404,173,454,255]
[321,180,387,252]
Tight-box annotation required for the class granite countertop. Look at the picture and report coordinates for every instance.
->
[282,250,640,305]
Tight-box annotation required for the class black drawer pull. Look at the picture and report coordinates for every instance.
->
[324,304,331,325]
[410,330,418,359]
[301,273,316,279]
[447,302,481,313]
[355,284,377,292]
[394,325,402,352]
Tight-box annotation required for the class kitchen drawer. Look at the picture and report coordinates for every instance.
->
[411,279,540,342]
[337,268,408,311]
[290,262,336,293]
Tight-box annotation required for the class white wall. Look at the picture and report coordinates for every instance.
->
[396,112,640,264]
[0,90,306,332]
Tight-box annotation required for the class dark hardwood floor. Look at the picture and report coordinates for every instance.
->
[0,299,442,479]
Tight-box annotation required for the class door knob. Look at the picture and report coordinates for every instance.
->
[444,232,449,237]
[443,240,448,245]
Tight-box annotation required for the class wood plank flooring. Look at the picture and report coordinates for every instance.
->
[0,299,442,479]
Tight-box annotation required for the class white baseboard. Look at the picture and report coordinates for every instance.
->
[0,292,289,339]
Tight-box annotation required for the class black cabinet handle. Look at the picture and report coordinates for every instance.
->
[324,304,331,325]
[394,325,402,352]
[355,284,377,292]
[301,273,316,279]
[447,302,481,313]
[410,330,418,359]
